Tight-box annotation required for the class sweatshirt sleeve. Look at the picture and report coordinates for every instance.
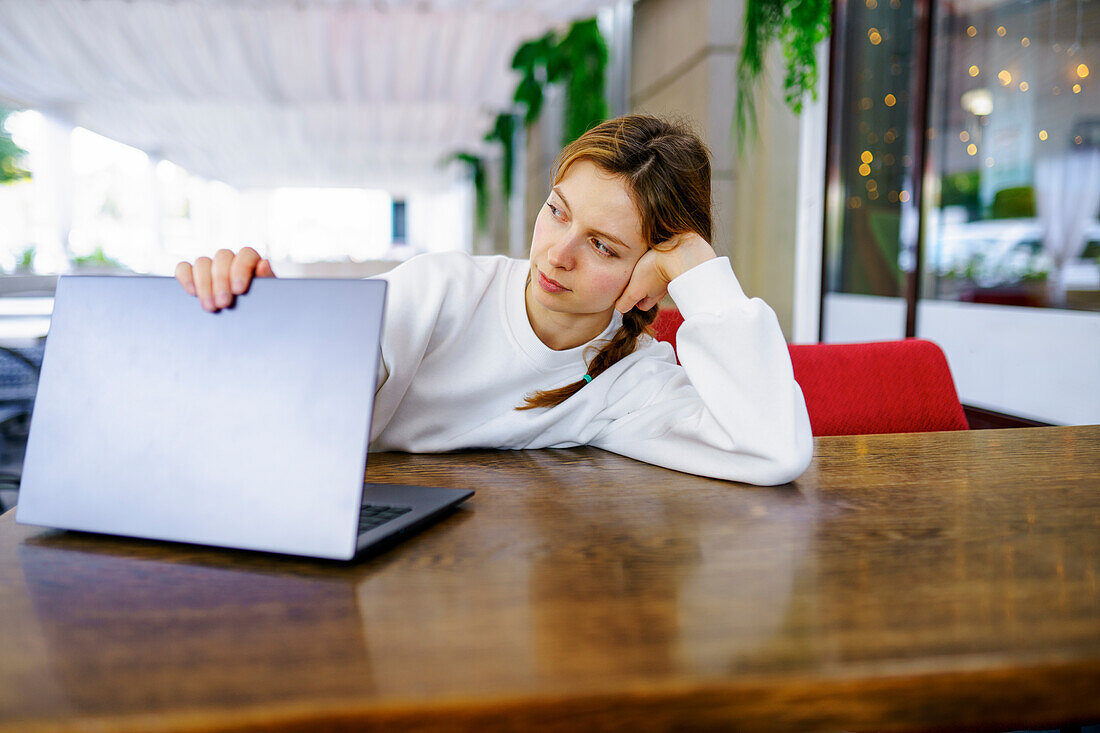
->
[589,257,813,486]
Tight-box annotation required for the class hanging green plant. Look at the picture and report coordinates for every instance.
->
[511,32,558,126]
[443,151,488,233]
[556,19,609,146]
[510,18,609,147]
[446,17,609,239]
[0,108,30,184]
[484,112,518,200]
[736,0,831,149]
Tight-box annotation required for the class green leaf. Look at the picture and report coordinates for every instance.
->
[514,76,544,125]
[513,34,554,69]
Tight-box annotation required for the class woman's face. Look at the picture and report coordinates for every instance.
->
[528,160,648,322]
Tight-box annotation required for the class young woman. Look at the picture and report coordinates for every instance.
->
[175,115,813,485]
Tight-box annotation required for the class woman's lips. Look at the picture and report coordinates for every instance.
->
[537,270,570,293]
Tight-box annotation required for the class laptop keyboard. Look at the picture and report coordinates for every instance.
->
[358,504,413,534]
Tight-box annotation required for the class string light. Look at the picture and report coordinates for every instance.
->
[1078,64,1090,79]
[1076,135,1085,145]
[1073,84,1082,93]
[847,7,1056,220]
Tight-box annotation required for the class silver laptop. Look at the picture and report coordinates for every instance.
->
[15,276,472,561]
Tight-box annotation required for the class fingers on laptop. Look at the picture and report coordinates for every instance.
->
[192,256,215,311]
[210,249,238,309]
[174,261,196,297]
[228,247,270,296]
[175,248,275,313]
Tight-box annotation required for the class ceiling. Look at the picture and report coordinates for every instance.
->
[0,0,621,190]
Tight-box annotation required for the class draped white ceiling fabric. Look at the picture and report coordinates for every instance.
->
[0,0,617,189]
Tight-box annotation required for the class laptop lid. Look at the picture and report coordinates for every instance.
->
[17,276,385,560]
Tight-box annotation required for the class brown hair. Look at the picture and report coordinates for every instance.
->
[518,114,712,411]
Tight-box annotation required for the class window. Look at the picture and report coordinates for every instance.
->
[924,0,1099,312]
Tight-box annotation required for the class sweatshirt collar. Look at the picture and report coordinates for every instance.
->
[503,258,621,372]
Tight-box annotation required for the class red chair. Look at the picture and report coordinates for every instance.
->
[651,308,969,436]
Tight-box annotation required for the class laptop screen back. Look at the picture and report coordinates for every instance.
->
[17,276,386,559]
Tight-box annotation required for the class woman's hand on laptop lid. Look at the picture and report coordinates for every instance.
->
[175,248,275,312]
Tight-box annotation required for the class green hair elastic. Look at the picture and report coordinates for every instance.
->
[583,374,593,384]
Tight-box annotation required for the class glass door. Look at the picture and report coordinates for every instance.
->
[822,0,1100,425]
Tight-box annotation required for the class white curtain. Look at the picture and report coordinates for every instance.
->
[1034,148,1100,305]
[0,0,615,189]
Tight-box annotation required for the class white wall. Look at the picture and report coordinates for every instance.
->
[917,301,1100,425]
[822,293,907,343]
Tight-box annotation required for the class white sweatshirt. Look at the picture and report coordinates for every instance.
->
[369,251,813,486]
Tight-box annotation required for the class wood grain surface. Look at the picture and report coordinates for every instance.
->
[0,426,1097,732]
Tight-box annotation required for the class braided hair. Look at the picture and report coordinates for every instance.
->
[518,115,712,411]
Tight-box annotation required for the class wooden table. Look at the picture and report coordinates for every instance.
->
[1,426,1097,732]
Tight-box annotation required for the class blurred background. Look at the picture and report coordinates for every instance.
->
[0,0,1096,505]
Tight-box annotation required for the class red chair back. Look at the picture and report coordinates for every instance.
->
[652,308,685,360]
[787,340,968,436]
[651,308,969,436]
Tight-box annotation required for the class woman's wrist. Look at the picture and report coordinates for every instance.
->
[663,233,717,282]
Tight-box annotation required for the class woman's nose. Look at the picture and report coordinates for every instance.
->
[547,234,580,269]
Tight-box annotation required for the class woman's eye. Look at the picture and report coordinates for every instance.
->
[591,238,614,257]
[546,203,563,219]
